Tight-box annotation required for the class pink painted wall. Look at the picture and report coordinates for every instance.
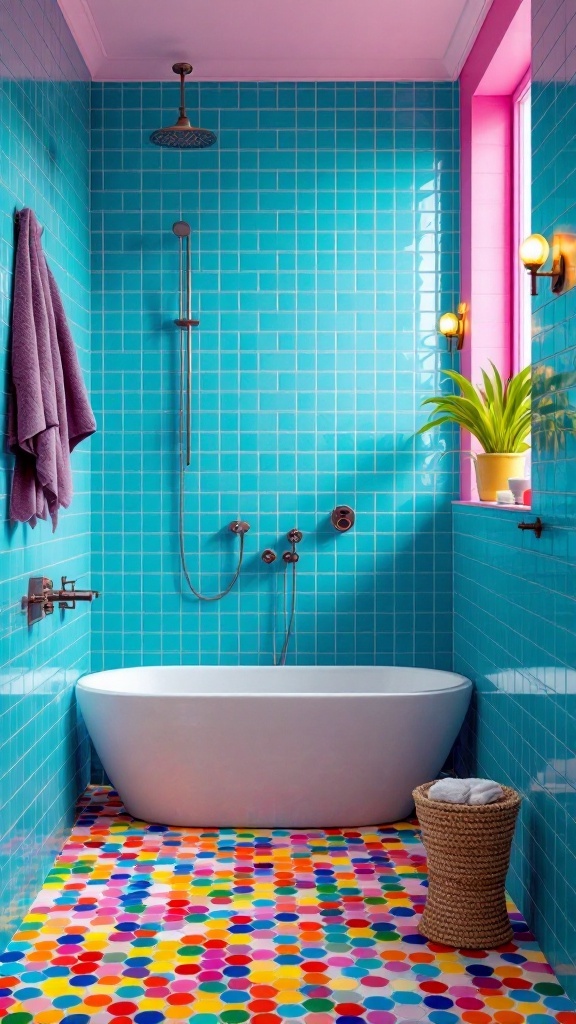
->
[458,0,530,497]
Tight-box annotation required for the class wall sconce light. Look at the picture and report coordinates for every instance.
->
[438,302,466,351]
[519,233,566,296]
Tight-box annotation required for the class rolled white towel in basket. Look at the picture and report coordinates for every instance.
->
[467,778,504,804]
[427,778,472,803]
[428,777,504,805]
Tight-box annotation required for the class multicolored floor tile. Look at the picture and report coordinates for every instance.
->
[1,786,574,1024]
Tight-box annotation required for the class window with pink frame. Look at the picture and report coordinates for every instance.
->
[513,73,532,372]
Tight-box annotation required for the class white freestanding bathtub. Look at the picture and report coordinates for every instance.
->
[77,666,472,828]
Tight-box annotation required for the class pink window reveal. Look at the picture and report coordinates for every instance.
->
[458,0,531,499]
[513,74,532,372]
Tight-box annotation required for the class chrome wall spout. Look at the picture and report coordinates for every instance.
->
[22,576,100,626]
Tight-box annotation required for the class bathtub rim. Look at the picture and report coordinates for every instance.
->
[77,665,472,699]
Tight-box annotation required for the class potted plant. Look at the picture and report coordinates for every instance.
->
[416,363,531,501]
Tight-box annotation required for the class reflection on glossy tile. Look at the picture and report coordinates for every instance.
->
[453,0,576,999]
[454,503,576,998]
[0,0,92,949]
[531,2,576,523]
[90,81,460,671]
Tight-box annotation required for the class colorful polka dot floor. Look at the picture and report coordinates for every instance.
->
[1,787,574,1024]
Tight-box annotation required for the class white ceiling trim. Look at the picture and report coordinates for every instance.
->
[58,0,493,83]
[91,56,450,83]
[57,0,108,75]
[442,0,494,78]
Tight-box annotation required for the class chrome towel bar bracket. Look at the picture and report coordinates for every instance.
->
[518,517,543,539]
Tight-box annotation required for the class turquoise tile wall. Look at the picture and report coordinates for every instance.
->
[531,0,576,523]
[453,504,576,995]
[90,81,460,669]
[0,0,92,947]
[453,0,576,996]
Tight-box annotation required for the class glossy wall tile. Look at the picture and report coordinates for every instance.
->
[453,504,576,997]
[0,0,92,948]
[530,0,576,522]
[453,0,576,997]
[90,81,460,670]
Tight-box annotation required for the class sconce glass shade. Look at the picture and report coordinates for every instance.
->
[438,311,460,336]
[519,233,549,267]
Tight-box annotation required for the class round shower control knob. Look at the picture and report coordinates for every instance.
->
[287,529,303,543]
[331,505,355,532]
[261,549,277,563]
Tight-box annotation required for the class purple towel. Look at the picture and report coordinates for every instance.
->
[8,208,96,529]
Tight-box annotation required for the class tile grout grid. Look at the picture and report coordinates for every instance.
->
[0,786,573,1024]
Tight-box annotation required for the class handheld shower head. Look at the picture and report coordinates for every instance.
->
[150,63,216,149]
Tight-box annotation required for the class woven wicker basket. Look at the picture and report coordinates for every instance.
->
[413,781,521,949]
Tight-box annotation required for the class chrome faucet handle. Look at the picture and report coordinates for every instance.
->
[60,576,77,609]
[62,573,88,586]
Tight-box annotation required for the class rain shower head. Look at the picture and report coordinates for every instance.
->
[150,62,217,149]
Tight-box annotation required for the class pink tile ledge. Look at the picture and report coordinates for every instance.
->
[453,500,531,510]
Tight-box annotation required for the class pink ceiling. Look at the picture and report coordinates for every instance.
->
[57,0,494,81]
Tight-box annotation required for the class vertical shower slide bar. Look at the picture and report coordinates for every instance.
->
[171,220,249,602]
[184,229,192,466]
[173,220,197,466]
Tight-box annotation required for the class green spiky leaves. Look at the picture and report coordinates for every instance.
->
[416,362,531,453]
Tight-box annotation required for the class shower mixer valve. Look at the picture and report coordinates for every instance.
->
[331,505,355,532]
[282,528,302,563]
[262,530,302,565]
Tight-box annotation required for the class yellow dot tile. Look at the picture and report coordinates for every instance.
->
[329,977,359,991]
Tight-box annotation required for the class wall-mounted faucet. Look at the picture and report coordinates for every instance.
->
[22,576,100,627]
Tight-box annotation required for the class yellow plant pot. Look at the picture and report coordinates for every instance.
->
[474,453,528,501]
